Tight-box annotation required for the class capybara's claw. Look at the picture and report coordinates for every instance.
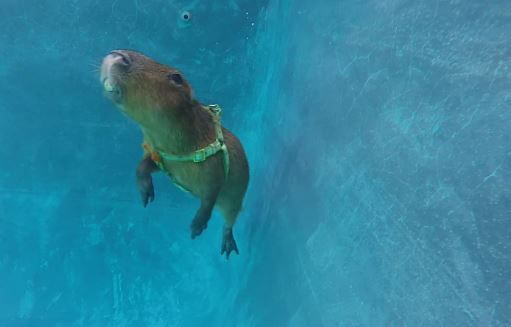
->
[190,218,208,239]
[221,227,239,260]
[141,189,154,207]
[137,176,154,208]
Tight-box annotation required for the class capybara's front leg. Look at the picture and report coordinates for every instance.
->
[136,156,159,207]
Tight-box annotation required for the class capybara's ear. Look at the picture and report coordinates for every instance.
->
[168,73,184,86]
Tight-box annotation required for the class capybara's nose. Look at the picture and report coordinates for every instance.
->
[108,50,131,67]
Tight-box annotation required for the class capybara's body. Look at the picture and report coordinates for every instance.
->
[100,50,249,258]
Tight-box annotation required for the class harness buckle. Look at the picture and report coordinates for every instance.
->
[193,149,206,162]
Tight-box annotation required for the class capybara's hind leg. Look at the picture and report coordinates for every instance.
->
[221,225,239,259]
[220,206,241,259]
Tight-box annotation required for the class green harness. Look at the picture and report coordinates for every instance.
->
[144,104,230,181]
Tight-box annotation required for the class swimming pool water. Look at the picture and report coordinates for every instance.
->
[0,0,510,326]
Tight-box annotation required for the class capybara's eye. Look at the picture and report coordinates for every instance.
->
[168,73,183,86]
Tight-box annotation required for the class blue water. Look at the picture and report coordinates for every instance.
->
[1,0,510,326]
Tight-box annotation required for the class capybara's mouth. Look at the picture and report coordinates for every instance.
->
[101,76,121,102]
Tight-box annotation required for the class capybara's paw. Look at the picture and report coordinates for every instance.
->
[221,227,239,260]
[137,176,154,208]
[190,217,208,239]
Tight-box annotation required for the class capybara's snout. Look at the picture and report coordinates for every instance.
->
[106,50,131,68]
[100,50,133,102]
[100,50,131,83]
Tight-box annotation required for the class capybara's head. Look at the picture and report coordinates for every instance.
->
[100,50,194,124]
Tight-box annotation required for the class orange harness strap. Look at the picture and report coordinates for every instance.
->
[142,143,162,165]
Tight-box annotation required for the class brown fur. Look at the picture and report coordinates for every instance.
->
[101,50,249,258]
